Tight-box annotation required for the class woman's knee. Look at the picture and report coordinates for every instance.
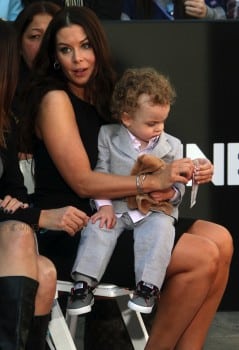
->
[170,233,220,284]
[198,238,220,279]
[189,220,233,264]
[35,255,57,314]
[208,221,233,262]
[0,220,35,254]
[37,255,57,297]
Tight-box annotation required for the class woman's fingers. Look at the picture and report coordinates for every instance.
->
[0,195,29,213]
[54,206,89,235]
[193,159,214,184]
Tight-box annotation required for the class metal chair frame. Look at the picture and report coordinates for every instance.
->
[47,280,149,350]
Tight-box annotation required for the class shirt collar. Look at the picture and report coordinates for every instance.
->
[126,128,160,152]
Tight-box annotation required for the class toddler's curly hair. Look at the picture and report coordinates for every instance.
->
[111,67,176,121]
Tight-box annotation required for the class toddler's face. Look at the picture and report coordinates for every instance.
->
[122,94,170,143]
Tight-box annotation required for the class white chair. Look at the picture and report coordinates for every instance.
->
[19,159,35,195]
[47,281,149,350]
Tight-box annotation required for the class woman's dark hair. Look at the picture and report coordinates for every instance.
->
[14,1,61,40]
[0,20,19,147]
[20,6,116,152]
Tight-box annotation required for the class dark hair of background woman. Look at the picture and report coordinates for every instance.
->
[0,20,19,147]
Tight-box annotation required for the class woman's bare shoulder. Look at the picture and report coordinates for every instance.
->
[38,89,74,127]
[41,89,70,104]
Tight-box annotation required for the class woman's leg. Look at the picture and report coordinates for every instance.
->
[0,220,38,277]
[26,255,57,350]
[34,255,57,315]
[174,220,233,350]
[145,220,233,350]
[0,221,39,349]
[0,219,57,314]
[0,220,57,350]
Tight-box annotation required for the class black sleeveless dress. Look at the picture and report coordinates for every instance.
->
[34,90,107,280]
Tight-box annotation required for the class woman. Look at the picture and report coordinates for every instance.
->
[0,18,88,350]
[13,1,61,190]
[19,6,233,349]
[12,1,61,121]
[15,1,61,69]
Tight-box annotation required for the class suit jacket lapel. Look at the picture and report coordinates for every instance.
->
[112,125,139,161]
[150,132,172,158]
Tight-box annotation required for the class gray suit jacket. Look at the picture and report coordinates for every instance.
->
[95,124,185,219]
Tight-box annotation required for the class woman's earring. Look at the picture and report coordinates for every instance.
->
[54,61,60,70]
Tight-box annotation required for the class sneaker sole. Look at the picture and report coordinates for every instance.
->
[67,299,94,316]
[128,300,153,314]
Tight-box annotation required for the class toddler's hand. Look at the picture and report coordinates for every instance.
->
[91,205,117,229]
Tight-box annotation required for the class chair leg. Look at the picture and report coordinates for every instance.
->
[48,299,77,350]
[65,312,78,339]
[54,281,149,350]
[116,294,149,350]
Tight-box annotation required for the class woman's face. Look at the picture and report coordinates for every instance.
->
[21,13,53,68]
[55,24,96,99]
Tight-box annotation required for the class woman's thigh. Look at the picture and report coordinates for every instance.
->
[36,230,81,281]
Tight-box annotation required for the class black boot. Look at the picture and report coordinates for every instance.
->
[25,314,51,350]
[0,276,39,350]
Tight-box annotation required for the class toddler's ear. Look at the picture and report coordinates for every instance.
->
[121,112,132,128]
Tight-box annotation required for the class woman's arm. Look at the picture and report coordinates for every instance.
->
[36,90,194,199]
[38,206,89,236]
[0,204,89,236]
[1,123,30,203]
[184,0,226,19]
[0,122,89,235]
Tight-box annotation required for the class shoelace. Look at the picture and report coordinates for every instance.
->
[136,284,159,299]
[71,286,89,300]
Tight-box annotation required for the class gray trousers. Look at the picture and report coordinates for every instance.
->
[72,211,175,290]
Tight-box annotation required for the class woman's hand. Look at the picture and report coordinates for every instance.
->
[149,187,176,202]
[150,158,194,190]
[193,158,214,184]
[0,195,29,213]
[38,206,89,236]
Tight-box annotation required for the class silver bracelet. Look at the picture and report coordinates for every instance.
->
[136,174,147,194]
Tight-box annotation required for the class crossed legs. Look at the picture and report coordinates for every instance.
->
[0,220,56,314]
[0,220,56,350]
[145,220,233,350]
